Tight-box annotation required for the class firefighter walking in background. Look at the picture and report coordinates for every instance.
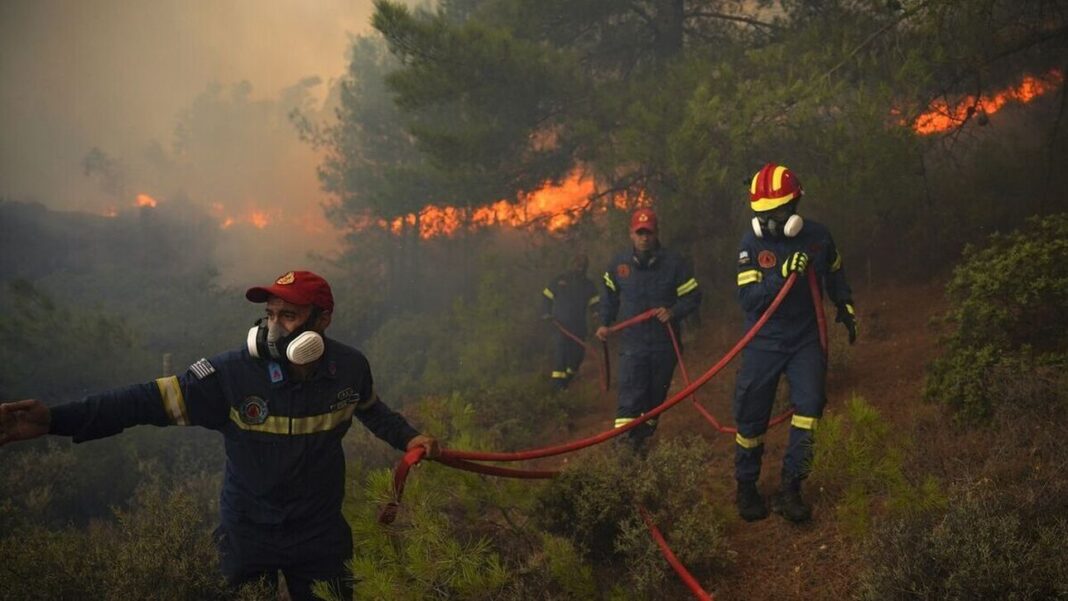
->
[541,253,600,391]
[596,208,702,449]
[733,164,857,523]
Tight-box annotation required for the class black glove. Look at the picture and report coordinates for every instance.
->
[836,302,857,344]
[781,251,809,277]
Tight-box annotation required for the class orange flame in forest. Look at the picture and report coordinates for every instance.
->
[913,70,1064,135]
[135,193,158,208]
[381,170,637,239]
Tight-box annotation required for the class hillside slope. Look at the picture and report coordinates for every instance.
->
[562,279,948,600]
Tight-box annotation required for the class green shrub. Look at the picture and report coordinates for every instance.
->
[534,437,731,600]
[925,214,1068,420]
[811,396,945,538]
[856,480,1068,601]
[0,473,271,601]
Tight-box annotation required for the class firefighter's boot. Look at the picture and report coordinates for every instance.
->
[771,483,812,523]
[736,480,768,522]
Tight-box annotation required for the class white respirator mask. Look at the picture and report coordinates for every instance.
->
[246,308,325,366]
[752,201,804,239]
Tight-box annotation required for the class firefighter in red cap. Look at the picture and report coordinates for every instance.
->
[733,164,856,523]
[596,208,702,449]
[541,253,600,390]
[0,270,439,600]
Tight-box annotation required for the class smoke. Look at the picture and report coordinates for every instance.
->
[0,0,380,284]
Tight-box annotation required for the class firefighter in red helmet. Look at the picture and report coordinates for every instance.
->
[732,164,857,523]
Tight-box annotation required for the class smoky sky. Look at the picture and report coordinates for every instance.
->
[0,0,384,282]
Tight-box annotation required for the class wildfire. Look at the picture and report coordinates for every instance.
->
[382,170,635,239]
[135,193,158,208]
[913,70,1064,135]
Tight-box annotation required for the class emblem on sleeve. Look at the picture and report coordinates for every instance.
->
[240,396,269,425]
[330,387,361,411]
[738,250,751,266]
[757,250,777,269]
[189,358,216,380]
[616,264,631,279]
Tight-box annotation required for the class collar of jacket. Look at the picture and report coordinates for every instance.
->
[631,245,662,269]
[266,338,339,388]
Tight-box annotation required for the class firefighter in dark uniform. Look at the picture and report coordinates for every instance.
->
[733,164,856,523]
[596,208,702,448]
[541,253,600,390]
[0,270,439,600]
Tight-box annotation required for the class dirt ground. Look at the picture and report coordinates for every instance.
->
[563,278,952,600]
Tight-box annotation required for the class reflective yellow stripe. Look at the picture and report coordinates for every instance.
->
[614,417,635,428]
[588,295,600,307]
[771,165,787,190]
[291,405,357,435]
[156,376,189,426]
[735,433,763,448]
[791,415,819,430]
[831,251,842,272]
[845,303,855,316]
[229,408,287,434]
[355,393,378,411]
[737,270,762,286]
[542,287,555,300]
[603,272,616,292]
[676,277,698,296]
[229,404,356,435]
[551,371,568,379]
[751,193,797,212]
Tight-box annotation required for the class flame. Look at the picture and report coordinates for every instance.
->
[249,210,270,229]
[135,193,158,208]
[913,70,1064,135]
[378,170,641,239]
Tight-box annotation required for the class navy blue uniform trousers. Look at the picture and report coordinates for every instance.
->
[617,349,677,444]
[733,340,826,485]
[216,514,353,600]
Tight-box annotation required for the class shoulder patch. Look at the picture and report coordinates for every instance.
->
[189,358,216,380]
[738,250,751,266]
[616,264,631,279]
[757,250,777,269]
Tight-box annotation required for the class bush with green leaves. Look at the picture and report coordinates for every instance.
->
[856,479,1068,601]
[0,473,272,601]
[534,437,731,600]
[925,213,1068,420]
[810,395,945,538]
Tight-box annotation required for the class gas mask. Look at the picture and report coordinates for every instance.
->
[246,307,325,366]
[752,202,804,239]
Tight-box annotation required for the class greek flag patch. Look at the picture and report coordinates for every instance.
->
[189,358,216,380]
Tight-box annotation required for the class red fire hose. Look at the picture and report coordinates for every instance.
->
[639,504,715,601]
[380,269,829,600]
[442,271,806,462]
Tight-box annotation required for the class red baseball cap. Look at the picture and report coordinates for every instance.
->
[630,208,658,233]
[245,270,334,312]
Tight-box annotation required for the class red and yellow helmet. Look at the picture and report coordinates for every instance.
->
[749,163,803,212]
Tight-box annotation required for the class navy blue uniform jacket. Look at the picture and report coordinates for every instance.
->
[48,338,419,526]
[735,219,852,352]
[601,246,702,351]
[542,270,599,334]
